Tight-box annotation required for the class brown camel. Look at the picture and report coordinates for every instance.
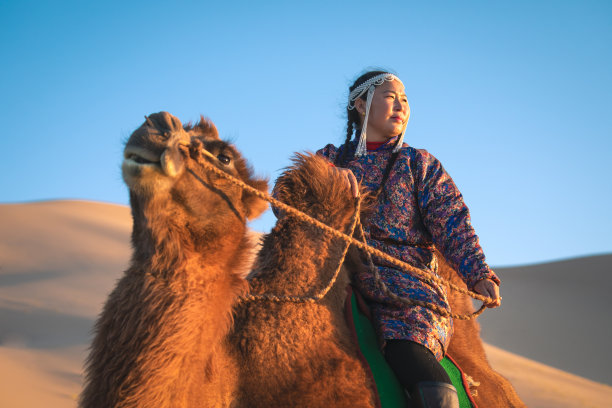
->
[80,112,268,407]
[81,112,373,408]
[231,153,377,407]
[233,170,526,408]
[81,111,523,407]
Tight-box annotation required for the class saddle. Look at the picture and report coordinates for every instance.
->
[344,286,478,408]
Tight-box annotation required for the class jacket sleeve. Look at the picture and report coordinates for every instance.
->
[316,143,339,162]
[415,150,500,289]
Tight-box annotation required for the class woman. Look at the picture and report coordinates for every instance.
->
[316,70,501,407]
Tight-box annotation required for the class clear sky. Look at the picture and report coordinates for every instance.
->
[1,1,610,266]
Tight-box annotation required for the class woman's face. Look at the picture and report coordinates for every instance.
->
[355,79,410,142]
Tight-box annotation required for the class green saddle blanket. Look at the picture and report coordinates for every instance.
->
[348,290,476,408]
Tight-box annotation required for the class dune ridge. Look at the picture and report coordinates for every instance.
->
[1,200,610,407]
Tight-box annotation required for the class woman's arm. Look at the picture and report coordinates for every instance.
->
[415,150,500,293]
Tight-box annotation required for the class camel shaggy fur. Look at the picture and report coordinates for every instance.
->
[230,153,377,407]
[80,112,268,407]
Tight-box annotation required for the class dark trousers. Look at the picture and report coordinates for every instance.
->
[384,339,452,394]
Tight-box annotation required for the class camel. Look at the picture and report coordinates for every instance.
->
[81,111,524,407]
[80,112,269,407]
[81,111,374,408]
[230,176,527,408]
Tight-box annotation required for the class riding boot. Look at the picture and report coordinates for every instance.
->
[411,382,459,408]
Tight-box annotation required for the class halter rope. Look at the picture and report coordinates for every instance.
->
[193,146,491,320]
[236,197,361,305]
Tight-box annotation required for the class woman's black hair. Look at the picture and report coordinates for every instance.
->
[336,70,388,166]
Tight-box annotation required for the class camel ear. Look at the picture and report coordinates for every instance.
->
[193,116,219,140]
[243,178,269,220]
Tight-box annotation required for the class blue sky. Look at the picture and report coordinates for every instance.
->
[1,1,610,266]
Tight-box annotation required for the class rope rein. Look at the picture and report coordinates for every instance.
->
[236,198,361,305]
[356,222,486,320]
[194,150,492,319]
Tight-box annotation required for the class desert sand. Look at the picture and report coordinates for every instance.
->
[479,254,612,386]
[1,200,611,407]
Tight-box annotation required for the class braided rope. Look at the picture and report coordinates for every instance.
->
[236,197,361,304]
[356,223,486,320]
[194,152,493,319]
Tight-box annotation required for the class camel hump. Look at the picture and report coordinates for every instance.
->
[274,153,357,225]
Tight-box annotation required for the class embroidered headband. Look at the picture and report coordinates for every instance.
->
[348,72,409,157]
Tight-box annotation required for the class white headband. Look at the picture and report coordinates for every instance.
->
[348,73,400,110]
[348,73,408,157]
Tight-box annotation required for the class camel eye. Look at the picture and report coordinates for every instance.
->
[217,154,231,165]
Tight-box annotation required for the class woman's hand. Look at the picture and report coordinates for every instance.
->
[473,278,501,308]
[332,166,359,198]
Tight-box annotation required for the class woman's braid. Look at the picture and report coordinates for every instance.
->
[336,69,388,167]
[336,118,355,166]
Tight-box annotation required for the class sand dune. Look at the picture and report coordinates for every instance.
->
[478,254,612,385]
[1,200,611,407]
[484,344,611,408]
[0,201,130,408]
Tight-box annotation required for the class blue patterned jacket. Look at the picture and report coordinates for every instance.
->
[316,138,499,359]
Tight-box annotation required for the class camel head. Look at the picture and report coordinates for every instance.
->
[122,112,269,235]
